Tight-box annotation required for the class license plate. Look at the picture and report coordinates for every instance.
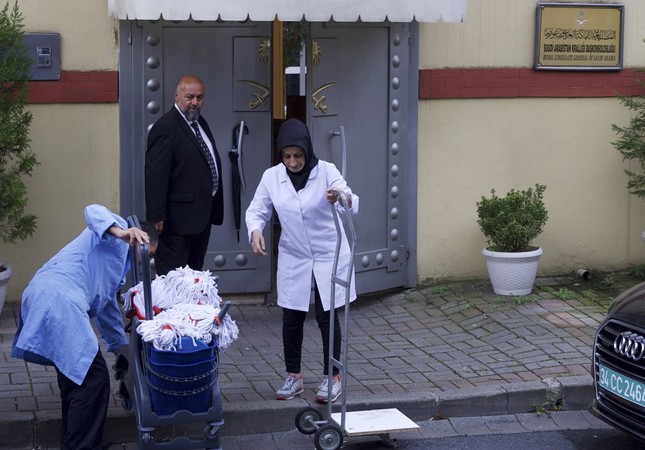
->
[599,363,645,408]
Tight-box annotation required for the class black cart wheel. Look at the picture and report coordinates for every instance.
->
[204,424,219,438]
[314,423,343,450]
[140,431,151,446]
[120,397,132,411]
[295,407,323,435]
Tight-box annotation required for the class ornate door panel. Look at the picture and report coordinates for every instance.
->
[308,23,415,294]
[119,20,273,294]
[120,20,417,296]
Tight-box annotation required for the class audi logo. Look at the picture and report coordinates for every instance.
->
[614,331,645,361]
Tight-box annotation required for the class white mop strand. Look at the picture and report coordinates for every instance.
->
[124,267,237,350]
[122,267,222,315]
[150,274,173,309]
[135,303,239,351]
[136,320,181,351]
[163,266,222,307]
[122,278,171,318]
[216,315,239,350]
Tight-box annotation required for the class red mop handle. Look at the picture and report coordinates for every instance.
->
[214,301,232,326]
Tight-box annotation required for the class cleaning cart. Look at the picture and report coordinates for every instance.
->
[118,216,229,449]
[294,192,419,450]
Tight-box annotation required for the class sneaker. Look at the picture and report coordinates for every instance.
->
[276,375,304,400]
[316,376,342,403]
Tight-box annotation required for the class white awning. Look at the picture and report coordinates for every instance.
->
[108,0,467,23]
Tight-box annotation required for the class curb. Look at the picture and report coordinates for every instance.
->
[1,376,594,449]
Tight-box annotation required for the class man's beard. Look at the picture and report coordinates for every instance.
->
[183,108,200,122]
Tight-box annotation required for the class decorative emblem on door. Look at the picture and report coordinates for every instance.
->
[312,83,335,113]
[238,80,271,109]
[312,40,322,66]
[258,39,270,63]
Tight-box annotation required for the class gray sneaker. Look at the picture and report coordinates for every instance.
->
[276,375,304,400]
[316,376,342,403]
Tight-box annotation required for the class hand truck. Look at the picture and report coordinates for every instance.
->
[294,192,419,450]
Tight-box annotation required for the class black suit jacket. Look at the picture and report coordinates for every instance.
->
[145,107,224,235]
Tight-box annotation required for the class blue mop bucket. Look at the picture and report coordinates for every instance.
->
[145,336,218,415]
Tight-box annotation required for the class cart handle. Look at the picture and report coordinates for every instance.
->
[126,215,154,320]
[329,189,352,210]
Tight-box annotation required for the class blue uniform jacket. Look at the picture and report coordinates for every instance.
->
[11,204,130,385]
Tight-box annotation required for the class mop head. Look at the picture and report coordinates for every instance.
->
[122,267,238,350]
[122,266,223,316]
[122,277,170,319]
[136,303,239,351]
[163,266,221,306]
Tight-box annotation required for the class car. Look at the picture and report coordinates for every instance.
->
[591,281,645,442]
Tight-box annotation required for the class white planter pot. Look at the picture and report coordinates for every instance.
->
[482,247,543,296]
[0,262,13,315]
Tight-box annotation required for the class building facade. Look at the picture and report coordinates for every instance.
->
[2,0,644,301]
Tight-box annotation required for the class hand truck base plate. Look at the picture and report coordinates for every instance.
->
[330,408,419,437]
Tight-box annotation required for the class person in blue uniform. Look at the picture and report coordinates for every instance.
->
[11,204,158,450]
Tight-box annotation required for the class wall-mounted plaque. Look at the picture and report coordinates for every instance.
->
[535,3,624,71]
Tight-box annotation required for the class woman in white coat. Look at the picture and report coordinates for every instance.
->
[246,118,359,403]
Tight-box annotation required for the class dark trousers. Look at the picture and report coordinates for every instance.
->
[155,225,211,275]
[282,284,341,376]
[55,350,110,450]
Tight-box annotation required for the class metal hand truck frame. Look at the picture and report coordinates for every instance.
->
[293,192,419,450]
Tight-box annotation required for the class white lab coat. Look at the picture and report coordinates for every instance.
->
[246,161,359,312]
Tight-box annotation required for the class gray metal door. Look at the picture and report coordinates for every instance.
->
[119,20,273,294]
[120,20,417,296]
[307,23,417,294]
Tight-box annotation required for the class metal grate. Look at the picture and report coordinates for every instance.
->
[593,319,645,427]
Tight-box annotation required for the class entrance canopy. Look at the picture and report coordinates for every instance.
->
[108,0,467,23]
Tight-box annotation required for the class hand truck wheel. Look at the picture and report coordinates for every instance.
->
[204,424,219,438]
[314,423,343,450]
[139,431,151,446]
[295,406,323,435]
[120,396,132,411]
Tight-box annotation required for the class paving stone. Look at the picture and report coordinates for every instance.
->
[550,410,595,430]
[1,273,642,447]
[515,411,564,431]
[482,414,523,434]
[449,416,491,435]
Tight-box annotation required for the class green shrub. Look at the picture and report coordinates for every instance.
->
[613,92,645,199]
[0,1,38,244]
[476,184,548,253]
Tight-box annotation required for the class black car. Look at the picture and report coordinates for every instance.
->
[591,281,645,441]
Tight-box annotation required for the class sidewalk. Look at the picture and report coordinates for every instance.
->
[1,271,642,449]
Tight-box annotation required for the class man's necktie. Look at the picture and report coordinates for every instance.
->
[191,121,218,195]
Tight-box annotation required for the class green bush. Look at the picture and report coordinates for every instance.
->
[476,184,548,253]
[0,0,38,244]
[613,93,645,198]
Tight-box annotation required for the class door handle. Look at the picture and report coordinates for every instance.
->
[232,121,249,189]
[229,122,249,242]
[332,125,347,178]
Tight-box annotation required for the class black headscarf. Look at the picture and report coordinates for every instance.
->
[276,119,319,191]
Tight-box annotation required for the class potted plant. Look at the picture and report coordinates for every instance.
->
[476,183,548,296]
[0,1,39,313]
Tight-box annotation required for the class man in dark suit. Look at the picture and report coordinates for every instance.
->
[145,74,224,275]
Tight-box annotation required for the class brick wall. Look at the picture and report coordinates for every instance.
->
[27,68,644,103]
[420,68,645,99]
[28,70,118,104]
